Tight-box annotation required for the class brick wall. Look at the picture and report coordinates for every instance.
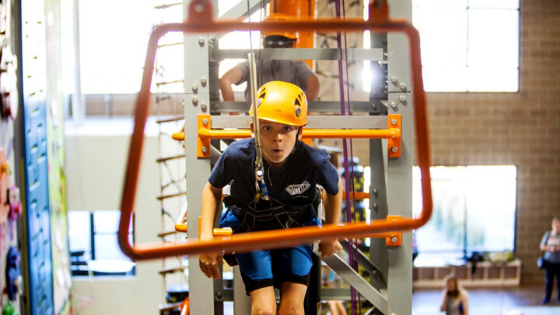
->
[428,0,560,283]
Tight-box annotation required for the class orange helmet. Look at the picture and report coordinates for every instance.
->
[261,13,297,40]
[250,81,307,126]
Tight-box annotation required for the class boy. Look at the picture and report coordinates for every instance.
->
[199,81,342,315]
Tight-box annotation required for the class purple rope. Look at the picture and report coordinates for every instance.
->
[333,1,360,314]
[340,2,363,313]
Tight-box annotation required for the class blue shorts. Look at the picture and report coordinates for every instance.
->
[220,209,319,294]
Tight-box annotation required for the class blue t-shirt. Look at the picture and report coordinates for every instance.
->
[209,138,339,230]
[542,231,560,263]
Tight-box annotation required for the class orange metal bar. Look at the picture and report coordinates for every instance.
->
[383,216,402,246]
[174,205,188,232]
[196,217,232,238]
[175,196,231,234]
[193,128,401,140]
[119,0,432,261]
[190,114,401,158]
[175,217,232,237]
[176,129,401,142]
[342,191,370,200]
[387,114,401,158]
[196,127,401,158]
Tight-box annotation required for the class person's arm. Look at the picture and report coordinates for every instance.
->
[439,290,448,312]
[318,178,343,258]
[198,182,224,279]
[304,75,320,101]
[462,291,469,315]
[540,232,550,251]
[219,66,244,101]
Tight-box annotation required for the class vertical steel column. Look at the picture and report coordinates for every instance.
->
[368,1,390,296]
[184,1,217,314]
[368,138,389,289]
[233,266,251,314]
[386,0,413,314]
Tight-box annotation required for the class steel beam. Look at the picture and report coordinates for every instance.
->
[210,115,388,130]
[213,48,384,61]
[322,254,388,314]
[213,101,384,114]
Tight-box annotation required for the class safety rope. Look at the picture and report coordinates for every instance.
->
[248,52,270,202]
[246,0,269,203]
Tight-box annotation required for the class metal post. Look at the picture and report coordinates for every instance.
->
[369,138,389,288]
[184,1,217,314]
[233,266,251,314]
[386,0,414,314]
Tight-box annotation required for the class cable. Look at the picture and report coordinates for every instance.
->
[334,0,362,313]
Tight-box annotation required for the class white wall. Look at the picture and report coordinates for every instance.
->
[64,118,179,314]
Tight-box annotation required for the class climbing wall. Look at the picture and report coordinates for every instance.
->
[18,0,55,313]
[0,0,25,314]
[44,0,71,313]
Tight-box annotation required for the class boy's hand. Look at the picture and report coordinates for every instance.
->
[318,239,342,258]
[199,253,224,279]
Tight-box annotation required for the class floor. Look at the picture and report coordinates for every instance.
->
[412,283,560,315]
[222,283,560,314]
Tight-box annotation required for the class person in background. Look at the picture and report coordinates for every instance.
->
[540,217,560,305]
[440,274,469,315]
[219,13,320,105]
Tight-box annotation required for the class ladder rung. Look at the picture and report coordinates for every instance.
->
[156,79,184,86]
[157,154,185,163]
[159,265,188,275]
[157,192,186,200]
[158,42,183,48]
[156,116,184,124]
[154,3,182,10]
[158,230,180,238]
[159,301,182,312]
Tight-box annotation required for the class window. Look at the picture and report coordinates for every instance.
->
[68,210,135,276]
[412,165,517,263]
[412,0,519,92]
[75,0,155,94]
[70,0,265,95]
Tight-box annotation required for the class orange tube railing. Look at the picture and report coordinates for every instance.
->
[174,114,401,158]
[343,192,370,200]
[119,0,432,261]
[172,127,401,141]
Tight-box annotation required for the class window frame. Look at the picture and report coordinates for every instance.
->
[69,210,136,277]
[412,0,520,93]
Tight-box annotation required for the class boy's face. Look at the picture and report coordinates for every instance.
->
[251,120,302,169]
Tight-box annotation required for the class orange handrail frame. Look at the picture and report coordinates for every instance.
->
[193,114,401,158]
[119,0,432,261]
